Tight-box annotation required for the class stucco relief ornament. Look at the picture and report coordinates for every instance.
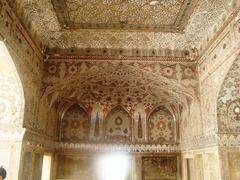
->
[228,100,240,122]
[94,112,100,138]
[59,62,66,78]
[12,0,228,50]
[43,61,197,110]
[48,65,57,74]
[115,116,123,125]
[137,112,143,139]
[68,65,78,74]
[55,142,180,153]
[234,106,240,121]
[186,46,198,61]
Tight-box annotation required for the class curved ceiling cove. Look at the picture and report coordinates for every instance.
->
[42,61,198,112]
[8,0,229,50]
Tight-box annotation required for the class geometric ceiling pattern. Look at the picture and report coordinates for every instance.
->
[43,60,198,111]
[8,0,228,50]
[51,0,198,32]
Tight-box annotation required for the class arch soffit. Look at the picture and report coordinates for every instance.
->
[0,41,25,129]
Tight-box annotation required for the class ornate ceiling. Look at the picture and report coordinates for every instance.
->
[51,0,197,32]
[8,0,229,51]
[42,60,198,111]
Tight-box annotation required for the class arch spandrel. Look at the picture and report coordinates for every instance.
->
[217,55,240,132]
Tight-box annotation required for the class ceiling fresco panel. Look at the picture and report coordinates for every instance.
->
[51,0,198,32]
[7,0,228,50]
[42,60,198,110]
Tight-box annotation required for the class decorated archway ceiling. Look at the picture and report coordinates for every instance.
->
[43,60,198,112]
[7,0,229,52]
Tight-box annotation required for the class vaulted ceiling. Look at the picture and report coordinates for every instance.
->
[43,60,198,112]
[8,0,229,51]
[5,0,234,114]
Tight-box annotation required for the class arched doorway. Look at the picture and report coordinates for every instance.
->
[0,41,25,180]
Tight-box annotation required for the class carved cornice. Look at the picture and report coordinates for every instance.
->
[0,0,43,79]
[218,133,240,147]
[55,142,180,153]
[23,130,55,149]
[180,132,240,150]
[181,134,218,150]
[1,0,43,59]
[46,47,197,62]
[47,55,193,63]
[198,9,240,63]
[22,131,240,151]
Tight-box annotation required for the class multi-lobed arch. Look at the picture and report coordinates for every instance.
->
[58,102,178,144]
[59,104,90,142]
[104,105,132,143]
[148,106,176,144]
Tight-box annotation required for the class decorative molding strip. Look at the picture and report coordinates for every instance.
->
[46,47,198,62]
[218,133,240,147]
[2,0,43,60]
[55,142,180,153]
[0,0,43,78]
[23,130,55,149]
[198,9,240,63]
[47,55,192,63]
[181,134,218,150]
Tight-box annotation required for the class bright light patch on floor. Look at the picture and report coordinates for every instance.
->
[97,153,130,180]
[41,155,52,180]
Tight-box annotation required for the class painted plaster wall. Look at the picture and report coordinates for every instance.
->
[181,10,240,180]
[181,11,240,150]
[199,17,240,137]
[182,147,221,180]
[0,1,57,179]
[219,147,240,180]
[0,1,240,180]
[52,153,180,180]
[198,12,240,180]
[0,0,58,138]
